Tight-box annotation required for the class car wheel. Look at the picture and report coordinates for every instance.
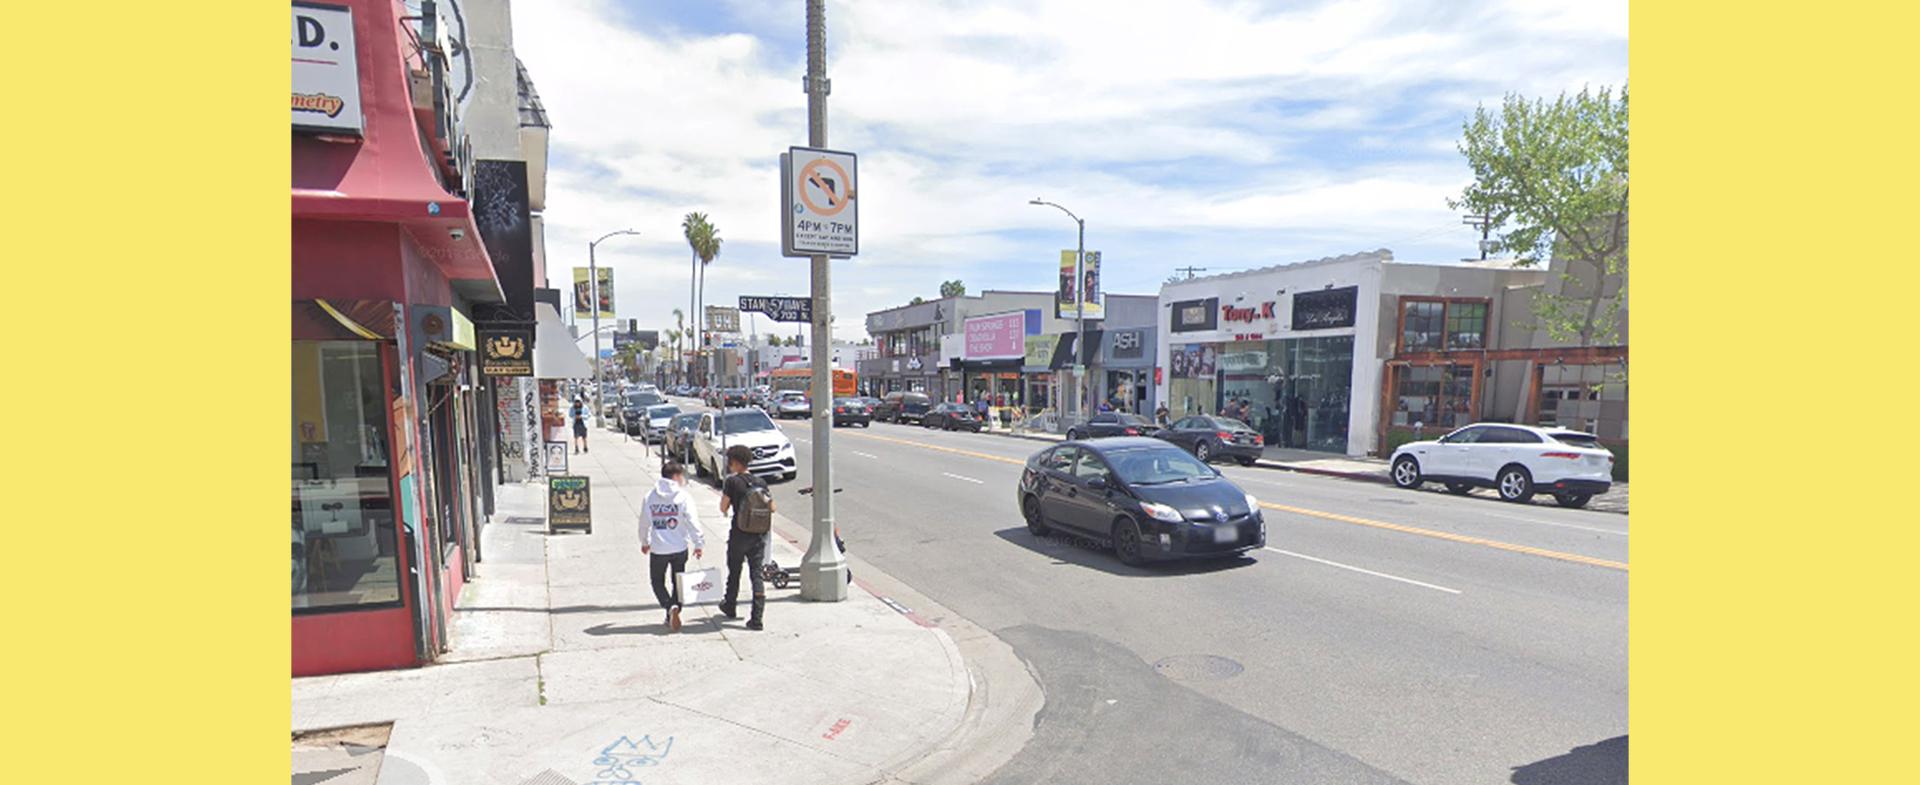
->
[1445,482,1473,495]
[1391,456,1423,489]
[1112,517,1147,567]
[1497,465,1535,503]
[1236,455,1256,467]
[1023,496,1050,536]
[1553,492,1592,508]
[1194,441,1212,463]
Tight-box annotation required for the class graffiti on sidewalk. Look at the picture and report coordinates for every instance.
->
[585,735,673,784]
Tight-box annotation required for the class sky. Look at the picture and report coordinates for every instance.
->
[512,0,1627,343]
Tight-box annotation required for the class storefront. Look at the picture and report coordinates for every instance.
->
[1095,326,1156,414]
[292,0,509,675]
[1156,253,1389,456]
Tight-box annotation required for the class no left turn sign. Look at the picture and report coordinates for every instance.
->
[782,146,858,257]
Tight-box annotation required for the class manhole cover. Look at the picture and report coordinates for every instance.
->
[1152,654,1244,681]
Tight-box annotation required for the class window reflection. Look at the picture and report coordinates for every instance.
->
[293,341,401,610]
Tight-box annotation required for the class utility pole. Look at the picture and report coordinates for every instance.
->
[1463,212,1493,260]
[1174,265,1207,280]
[1029,198,1086,426]
[799,0,849,601]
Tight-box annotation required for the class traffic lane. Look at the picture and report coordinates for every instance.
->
[835,421,1629,565]
[776,422,1626,785]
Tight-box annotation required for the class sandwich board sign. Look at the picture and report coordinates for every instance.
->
[781,146,858,258]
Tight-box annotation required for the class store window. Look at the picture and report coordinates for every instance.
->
[1445,302,1488,350]
[1402,301,1444,352]
[1392,364,1475,431]
[1538,362,1627,439]
[292,342,402,611]
[1267,335,1355,452]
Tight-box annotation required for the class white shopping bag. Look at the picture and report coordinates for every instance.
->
[676,567,726,606]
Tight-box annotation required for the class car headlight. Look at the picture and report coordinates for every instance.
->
[1245,492,1260,512]
[1139,501,1184,523]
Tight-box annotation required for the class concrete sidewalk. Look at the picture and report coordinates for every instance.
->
[981,422,1628,514]
[292,427,992,785]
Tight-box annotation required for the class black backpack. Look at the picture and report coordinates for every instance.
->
[737,475,774,534]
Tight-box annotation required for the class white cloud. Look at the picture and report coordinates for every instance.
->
[512,0,1626,340]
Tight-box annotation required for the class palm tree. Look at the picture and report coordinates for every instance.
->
[670,308,686,383]
[681,212,723,385]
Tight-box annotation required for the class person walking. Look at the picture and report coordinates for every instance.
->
[571,396,590,453]
[716,444,772,631]
[1154,402,1170,426]
[641,461,704,632]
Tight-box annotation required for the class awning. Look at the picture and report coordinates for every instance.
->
[1048,330,1104,370]
[533,303,593,379]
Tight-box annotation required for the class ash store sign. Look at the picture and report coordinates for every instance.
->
[291,3,363,134]
[781,147,859,257]
[739,296,813,323]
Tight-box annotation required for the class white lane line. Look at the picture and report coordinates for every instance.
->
[852,451,878,459]
[941,472,985,485]
[1476,511,1627,536]
[1263,547,1463,594]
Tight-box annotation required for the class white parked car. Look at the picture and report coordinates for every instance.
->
[692,408,797,481]
[1389,423,1614,507]
[771,390,811,419]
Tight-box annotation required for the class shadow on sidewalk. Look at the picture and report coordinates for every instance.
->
[1510,735,1627,785]
[991,527,1258,577]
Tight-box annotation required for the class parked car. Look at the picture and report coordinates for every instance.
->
[638,404,681,443]
[1017,437,1266,566]
[923,402,983,432]
[1153,415,1264,465]
[874,391,933,424]
[1067,412,1161,440]
[832,397,872,427]
[664,412,703,464]
[859,396,883,411]
[721,387,751,408]
[1389,423,1613,507]
[771,390,811,419]
[692,408,797,482]
[617,390,666,434]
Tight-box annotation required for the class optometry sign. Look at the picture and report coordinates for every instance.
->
[781,146,859,257]
[291,3,363,134]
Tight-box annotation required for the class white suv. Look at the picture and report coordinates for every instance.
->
[692,408,797,482]
[1389,423,1614,507]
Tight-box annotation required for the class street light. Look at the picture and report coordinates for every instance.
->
[1030,198,1087,426]
[589,229,641,428]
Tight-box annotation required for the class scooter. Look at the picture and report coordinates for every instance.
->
[764,487,850,589]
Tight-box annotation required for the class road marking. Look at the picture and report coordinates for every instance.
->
[1264,548,1462,594]
[1477,510,1628,536]
[852,451,877,459]
[1260,502,1628,571]
[942,472,985,484]
[836,429,1627,571]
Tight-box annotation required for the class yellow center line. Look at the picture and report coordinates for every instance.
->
[813,426,1628,572]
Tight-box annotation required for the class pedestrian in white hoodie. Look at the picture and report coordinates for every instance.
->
[641,461,705,632]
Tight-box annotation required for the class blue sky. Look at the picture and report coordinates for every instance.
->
[513,0,1627,342]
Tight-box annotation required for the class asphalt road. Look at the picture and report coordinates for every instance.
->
[669,400,1626,785]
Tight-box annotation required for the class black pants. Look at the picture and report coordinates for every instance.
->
[723,531,767,606]
[649,551,689,609]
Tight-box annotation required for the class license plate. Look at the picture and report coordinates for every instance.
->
[1213,525,1238,543]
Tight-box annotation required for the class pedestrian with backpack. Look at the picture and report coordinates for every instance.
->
[716,444,773,630]
[641,461,704,632]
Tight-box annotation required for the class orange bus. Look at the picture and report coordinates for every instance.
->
[768,367,857,399]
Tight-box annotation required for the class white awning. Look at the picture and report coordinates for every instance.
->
[534,303,594,379]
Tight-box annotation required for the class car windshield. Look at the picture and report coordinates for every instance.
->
[1107,447,1217,485]
[647,405,679,418]
[671,414,699,428]
[720,410,777,433]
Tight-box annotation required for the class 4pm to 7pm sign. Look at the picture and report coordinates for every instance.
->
[782,146,858,257]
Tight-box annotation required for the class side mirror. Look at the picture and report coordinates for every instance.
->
[1087,476,1109,492]
[1211,466,1223,477]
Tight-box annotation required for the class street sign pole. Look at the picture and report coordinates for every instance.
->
[800,0,848,601]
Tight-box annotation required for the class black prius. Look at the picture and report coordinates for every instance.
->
[1016,437,1266,566]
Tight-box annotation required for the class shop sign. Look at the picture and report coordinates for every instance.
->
[1024,335,1057,368]
[965,312,1026,360]
[547,476,593,531]
[544,441,569,474]
[1110,330,1145,360]
[479,327,534,376]
[706,306,741,334]
[1293,286,1358,330]
[1219,349,1268,372]
[1170,297,1220,333]
[1221,301,1276,324]
[782,146,859,257]
[291,3,363,134]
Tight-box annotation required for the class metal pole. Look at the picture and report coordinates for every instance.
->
[1075,217,1085,423]
[800,0,849,601]
[590,240,603,428]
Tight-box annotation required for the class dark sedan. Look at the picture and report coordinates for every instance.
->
[1067,412,1161,440]
[923,402,983,432]
[832,397,873,427]
[1017,437,1266,565]
[1155,415,1265,466]
[663,412,702,463]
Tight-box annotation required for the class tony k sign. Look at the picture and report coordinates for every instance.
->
[292,3,363,134]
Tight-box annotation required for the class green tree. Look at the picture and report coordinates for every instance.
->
[910,296,926,305]
[681,213,723,383]
[939,280,966,298]
[1450,84,1628,350]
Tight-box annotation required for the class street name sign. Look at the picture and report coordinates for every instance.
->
[781,146,858,258]
[739,295,814,323]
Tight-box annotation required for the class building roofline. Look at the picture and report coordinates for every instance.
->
[1161,249,1393,288]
